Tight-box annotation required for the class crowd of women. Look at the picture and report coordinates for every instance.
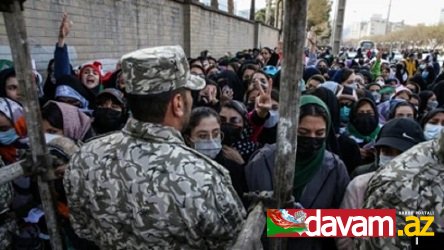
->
[1,13,444,249]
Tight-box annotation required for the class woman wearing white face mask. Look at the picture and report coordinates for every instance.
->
[421,108,444,140]
[183,107,248,204]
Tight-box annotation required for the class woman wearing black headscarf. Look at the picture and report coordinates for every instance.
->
[308,87,340,154]
[310,86,362,174]
[213,70,245,103]
[418,90,437,121]
[432,80,444,107]
[422,65,437,88]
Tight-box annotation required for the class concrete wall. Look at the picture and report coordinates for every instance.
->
[256,23,280,49]
[188,3,255,58]
[0,0,279,72]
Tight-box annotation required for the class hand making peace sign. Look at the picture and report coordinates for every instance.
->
[255,78,273,118]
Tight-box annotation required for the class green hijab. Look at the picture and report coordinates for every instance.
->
[293,95,331,201]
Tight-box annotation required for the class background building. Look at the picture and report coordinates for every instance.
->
[346,14,406,39]
[440,8,444,24]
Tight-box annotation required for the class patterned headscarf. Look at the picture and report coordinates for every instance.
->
[0,97,27,163]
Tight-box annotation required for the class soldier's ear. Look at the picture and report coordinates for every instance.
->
[171,92,185,118]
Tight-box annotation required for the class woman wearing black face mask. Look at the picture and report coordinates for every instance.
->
[344,98,381,165]
[245,95,350,249]
[92,89,128,135]
[219,99,270,163]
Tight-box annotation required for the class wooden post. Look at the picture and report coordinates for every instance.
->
[2,1,63,249]
[211,0,218,9]
[231,202,266,250]
[250,0,256,21]
[0,160,25,186]
[332,0,346,55]
[227,0,234,14]
[271,0,307,249]
[265,0,273,25]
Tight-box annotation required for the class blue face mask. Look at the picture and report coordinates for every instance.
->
[0,128,19,145]
[264,110,279,128]
[340,106,351,123]
[194,138,222,159]
[424,123,443,140]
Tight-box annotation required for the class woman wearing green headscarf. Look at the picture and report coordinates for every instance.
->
[245,95,350,250]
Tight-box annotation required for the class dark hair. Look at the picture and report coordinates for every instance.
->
[220,100,248,123]
[424,65,436,85]
[261,47,273,54]
[253,69,272,80]
[190,64,205,74]
[421,108,444,128]
[183,107,220,136]
[389,101,417,120]
[42,102,63,129]
[299,103,329,128]
[340,68,354,84]
[228,62,240,73]
[205,65,219,76]
[189,58,202,67]
[126,88,188,123]
[418,90,435,115]
[307,74,326,84]
[238,63,259,80]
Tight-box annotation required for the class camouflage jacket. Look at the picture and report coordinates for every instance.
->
[356,139,444,249]
[64,118,246,250]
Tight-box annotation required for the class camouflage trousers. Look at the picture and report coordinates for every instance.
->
[0,214,18,250]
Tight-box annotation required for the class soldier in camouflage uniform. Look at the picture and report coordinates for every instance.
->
[64,45,246,249]
[355,131,444,249]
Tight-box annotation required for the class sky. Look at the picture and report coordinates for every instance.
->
[236,0,444,26]
[343,0,444,26]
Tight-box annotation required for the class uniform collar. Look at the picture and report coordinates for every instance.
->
[122,118,185,144]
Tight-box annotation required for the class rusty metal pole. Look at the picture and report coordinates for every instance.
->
[270,0,307,249]
[2,1,63,249]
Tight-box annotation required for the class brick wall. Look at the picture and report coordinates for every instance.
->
[0,0,279,72]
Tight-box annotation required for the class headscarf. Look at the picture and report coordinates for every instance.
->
[294,95,330,201]
[45,101,92,141]
[346,98,381,143]
[214,70,245,102]
[308,87,340,154]
[418,90,435,116]
[0,68,16,97]
[79,61,104,95]
[432,81,444,108]
[0,97,27,163]
[55,75,95,110]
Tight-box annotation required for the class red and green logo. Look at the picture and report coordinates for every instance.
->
[267,209,308,237]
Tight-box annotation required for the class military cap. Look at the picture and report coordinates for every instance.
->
[120,46,205,95]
